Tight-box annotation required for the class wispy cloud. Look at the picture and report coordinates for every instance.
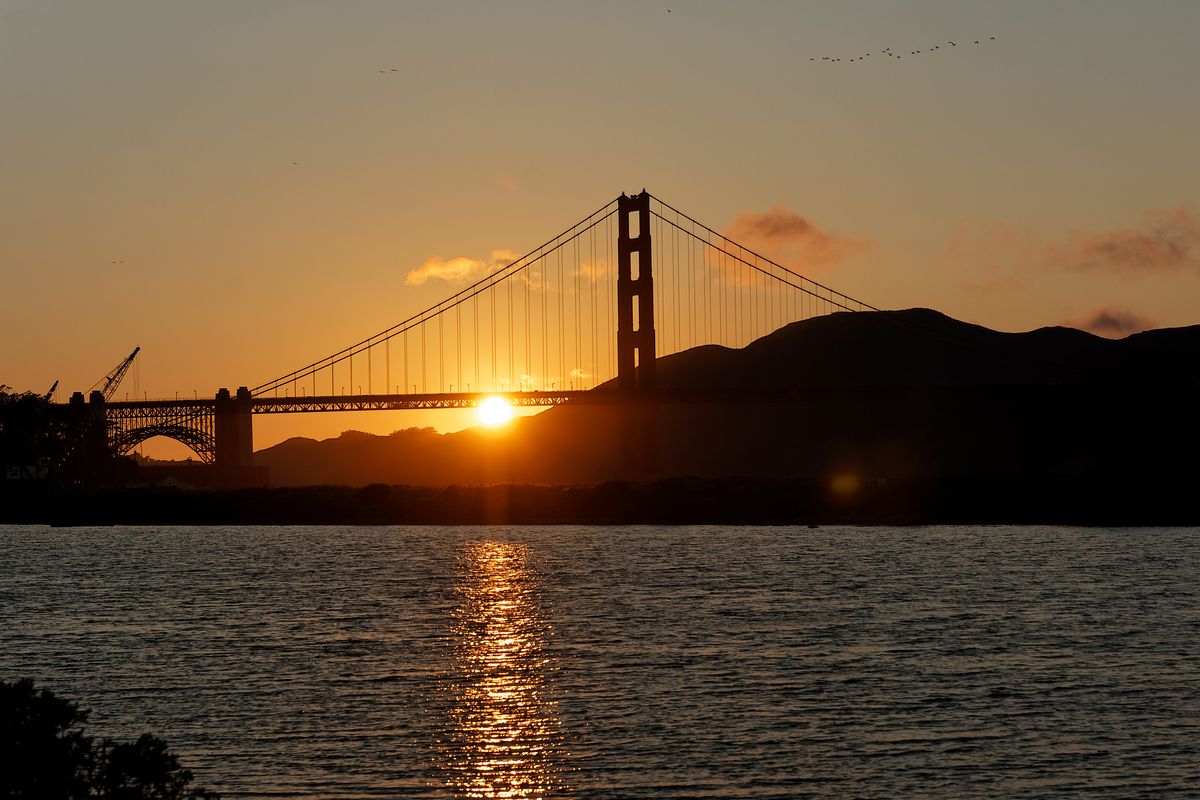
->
[1063,306,1155,337]
[720,205,869,272]
[405,248,519,286]
[575,259,608,282]
[1045,206,1200,275]
[945,222,1039,272]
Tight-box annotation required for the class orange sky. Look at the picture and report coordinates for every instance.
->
[3,2,1198,457]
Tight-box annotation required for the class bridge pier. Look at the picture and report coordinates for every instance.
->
[214,386,254,468]
[64,391,111,478]
[617,191,659,478]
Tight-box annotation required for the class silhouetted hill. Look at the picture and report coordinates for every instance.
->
[655,308,1195,389]
[255,309,1200,487]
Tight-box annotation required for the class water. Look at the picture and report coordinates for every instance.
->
[1,525,1198,798]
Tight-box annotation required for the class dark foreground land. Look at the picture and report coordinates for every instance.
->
[4,475,1197,526]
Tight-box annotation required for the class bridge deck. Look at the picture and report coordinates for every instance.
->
[100,388,806,415]
[249,390,596,413]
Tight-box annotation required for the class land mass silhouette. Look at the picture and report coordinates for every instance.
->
[248,308,1200,489]
[8,309,1199,525]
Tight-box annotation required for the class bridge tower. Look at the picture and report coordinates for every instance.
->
[616,191,658,476]
[617,191,656,392]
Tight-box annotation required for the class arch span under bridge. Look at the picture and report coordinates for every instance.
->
[72,191,877,472]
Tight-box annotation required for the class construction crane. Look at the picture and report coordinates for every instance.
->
[90,347,140,401]
[44,380,58,402]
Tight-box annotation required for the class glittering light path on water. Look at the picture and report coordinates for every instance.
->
[437,541,568,798]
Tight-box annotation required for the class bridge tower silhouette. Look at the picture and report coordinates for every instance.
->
[78,190,877,483]
[616,192,658,474]
[617,191,656,394]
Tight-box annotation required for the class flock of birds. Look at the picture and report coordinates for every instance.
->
[812,36,996,63]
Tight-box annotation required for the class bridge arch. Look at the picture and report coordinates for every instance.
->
[112,424,216,464]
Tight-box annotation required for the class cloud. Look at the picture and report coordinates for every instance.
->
[960,272,1027,295]
[405,248,519,286]
[1045,206,1200,275]
[720,205,869,272]
[946,221,1039,270]
[575,259,608,282]
[1063,306,1156,338]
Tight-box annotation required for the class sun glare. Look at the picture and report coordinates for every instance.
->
[477,397,514,427]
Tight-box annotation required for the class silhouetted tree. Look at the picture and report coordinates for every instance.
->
[0,679,218,799]
[0,387,70,473]
[0,678,93,799]
[93,734,216,800]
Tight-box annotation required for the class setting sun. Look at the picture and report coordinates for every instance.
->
[477,397,514,427]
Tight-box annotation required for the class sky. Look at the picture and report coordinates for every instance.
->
[3,1,1198,457]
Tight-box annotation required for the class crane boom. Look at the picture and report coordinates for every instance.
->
[90,347,140,401]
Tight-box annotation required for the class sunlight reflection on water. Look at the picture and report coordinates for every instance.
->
[2,525,1199,798]
[438,540,567,798]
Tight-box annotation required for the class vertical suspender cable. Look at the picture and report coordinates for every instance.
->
[558,246,565,388]
[525,253,531,389]
[700,230,706,344]
[657,212,667,352]
[574,235,580,387]
[491,285,496,389]
[744,247,753,345]
[717,244,724,345]
[591,225,597,387]
[691,226,700,347]
[606,214,612,381]
[507,268,513,389]
[672,221,679,355]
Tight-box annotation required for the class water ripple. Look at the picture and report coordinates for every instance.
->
[1,525,1198,797]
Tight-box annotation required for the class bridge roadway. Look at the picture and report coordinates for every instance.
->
[86,386,807,469]
[102,387,804,415]
[104,390,595,414]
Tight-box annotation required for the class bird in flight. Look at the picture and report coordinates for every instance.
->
[809,35,995,64]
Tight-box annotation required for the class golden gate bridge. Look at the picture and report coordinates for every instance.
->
[63,191,877,475]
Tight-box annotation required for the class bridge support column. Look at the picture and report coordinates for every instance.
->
[617,191,658,477]
[214,387,254,468]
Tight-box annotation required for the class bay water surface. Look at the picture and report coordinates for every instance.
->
[1,525,1197,798]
